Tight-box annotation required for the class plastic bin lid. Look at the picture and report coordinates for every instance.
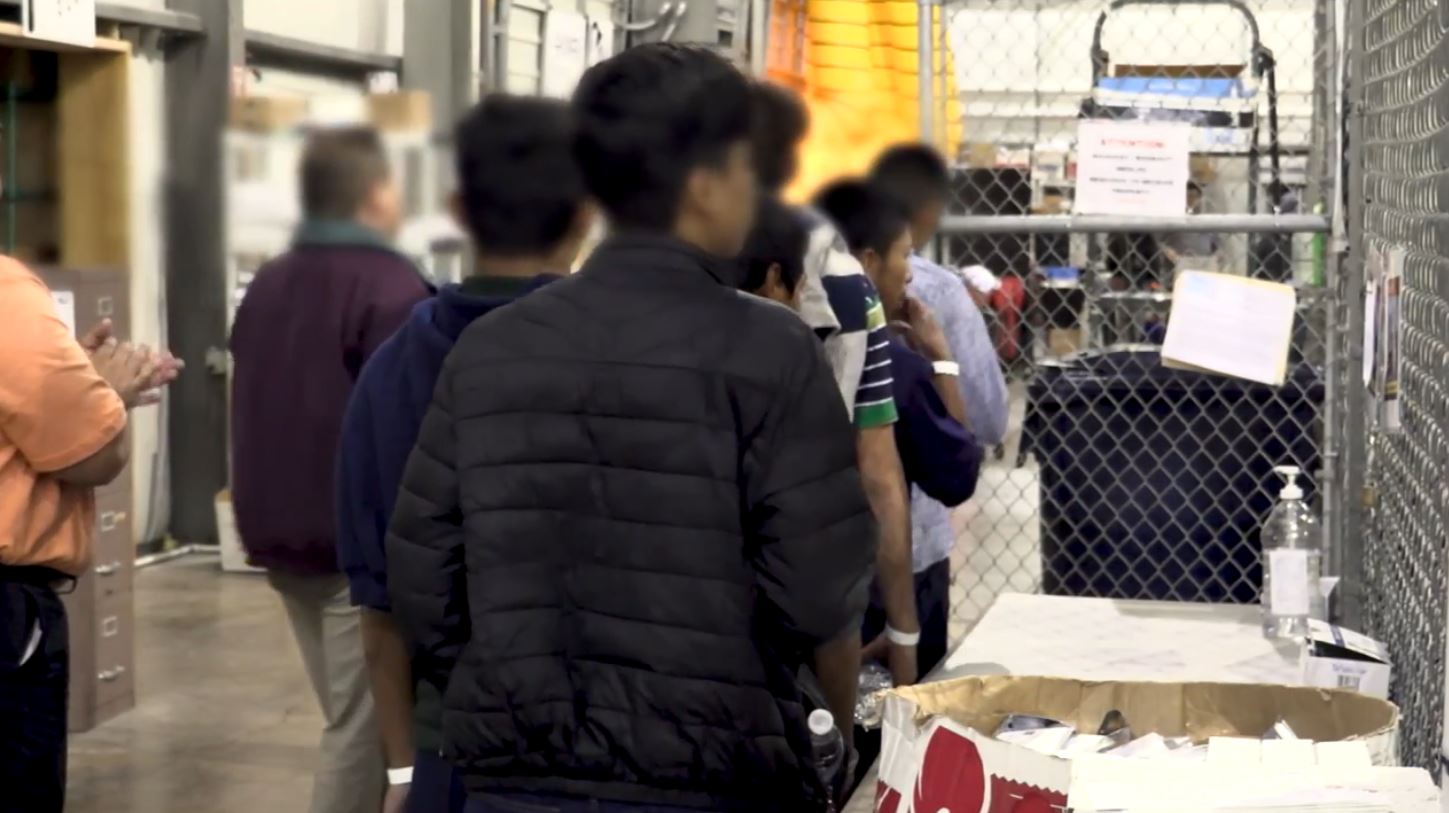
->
[1026,347,1323,405]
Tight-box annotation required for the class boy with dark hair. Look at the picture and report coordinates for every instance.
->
[750,81,810,193]
[870,145,1009,650]
[336,96,592,813]
[739,195,809,307]
[230,123,430,813]
[388,43,875,813]
[814,178,983,676]
[749,80,922,691]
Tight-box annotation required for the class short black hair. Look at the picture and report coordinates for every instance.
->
[572,43,752,231]
[868,144,951,217]
[750,81,809,193]
[813,179,909,258]
[300,126,390,220]
[453,95,584,256]
[739,196,808,296]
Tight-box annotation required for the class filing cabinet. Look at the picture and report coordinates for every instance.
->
[35,267,137,732]
[63,502,136,732]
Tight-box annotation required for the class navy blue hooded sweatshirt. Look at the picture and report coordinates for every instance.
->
[335,273,556,751]
[338,273,558,610]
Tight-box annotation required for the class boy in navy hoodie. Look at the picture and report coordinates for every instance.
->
[335,95,593,813]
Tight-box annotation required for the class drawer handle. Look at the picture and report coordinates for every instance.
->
[98,666,126,682]
[97,296,114,318]
[94,561,122,577]
[99,511,127,532]
[101,616,120,637]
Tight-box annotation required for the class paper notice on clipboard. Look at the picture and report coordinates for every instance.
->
[1381,247,1405,432]
[1363,279,1377,388]
[1161,271,1298,386]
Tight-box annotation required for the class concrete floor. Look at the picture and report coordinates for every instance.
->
[67,555,319,812]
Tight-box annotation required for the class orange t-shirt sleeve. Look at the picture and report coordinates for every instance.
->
[0,261,127,473]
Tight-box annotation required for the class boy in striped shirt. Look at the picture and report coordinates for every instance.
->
[749,81,921,689]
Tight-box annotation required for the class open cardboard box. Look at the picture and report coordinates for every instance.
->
[874,675,1399,813]
[1301,620,1392,700]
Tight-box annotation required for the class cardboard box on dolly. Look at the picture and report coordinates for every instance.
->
[872,675,1400,813]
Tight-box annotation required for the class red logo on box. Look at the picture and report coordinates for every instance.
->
[876,727,1068,813]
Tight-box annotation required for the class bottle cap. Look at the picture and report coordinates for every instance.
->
[808,709,835,736]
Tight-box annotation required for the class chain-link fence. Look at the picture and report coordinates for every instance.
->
[928,0,1449,776]
[1353,0,1449,775]
[927,0,1343,643]
[940,226,1335,641]
[940,0,1331,205]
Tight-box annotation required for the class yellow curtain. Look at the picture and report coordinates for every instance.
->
[768,0,961,201]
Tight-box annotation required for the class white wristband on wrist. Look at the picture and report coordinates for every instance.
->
[885,625,921,646]
[932,360,961,377]
[387,766,413,786]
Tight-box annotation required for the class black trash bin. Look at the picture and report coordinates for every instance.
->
[1022,348,1323,603]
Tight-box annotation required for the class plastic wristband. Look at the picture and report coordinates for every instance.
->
[932,360,961,377]
[387,766,414,786]
[885,625,921,647]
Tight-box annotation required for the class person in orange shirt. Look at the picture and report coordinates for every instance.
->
[0,256,180,812]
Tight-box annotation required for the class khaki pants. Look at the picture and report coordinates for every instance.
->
[268,571,384,813]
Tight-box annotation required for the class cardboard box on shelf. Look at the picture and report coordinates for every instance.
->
[308,95,368,127]
[368,91,433,132]
[1302,620,1392,700]
[1191,153,1219,185]
[1049,327,1083,357]
[873,675,1400,813]
[229,95,309,133]
[962,141,998,168]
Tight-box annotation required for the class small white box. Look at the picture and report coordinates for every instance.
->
[1302,620,1392,699]
[216,490,264,574]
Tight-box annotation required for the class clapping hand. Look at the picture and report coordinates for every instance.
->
[82,319,184,407]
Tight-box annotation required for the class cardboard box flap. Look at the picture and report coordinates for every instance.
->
[1308,620,1392,665]
[891,675,1398,744]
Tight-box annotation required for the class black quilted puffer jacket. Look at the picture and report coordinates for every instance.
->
[386,235,877,812]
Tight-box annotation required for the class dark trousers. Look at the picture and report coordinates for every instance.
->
[464,794,700,813]
[852,559,951,791]
[406,750,469,813]
[860,558,951,679]
[0,581,69,813]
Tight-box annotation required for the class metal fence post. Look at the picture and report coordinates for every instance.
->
[1351,0,1449,774]
[917,0,935,144]
[1336,0,1367,632]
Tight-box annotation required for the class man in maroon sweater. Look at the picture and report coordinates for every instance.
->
[229,126,430,813]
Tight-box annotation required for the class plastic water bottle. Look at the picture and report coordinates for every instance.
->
[809,709,845,809]
[1261,465,1322,639]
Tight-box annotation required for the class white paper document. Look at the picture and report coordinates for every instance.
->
[1162,271,1298,386]
[541,11,590,98]
[1075,119,1192,217]
[1068,755,1434,812]
[51,290,77,336]
[1362,273,1378,387]
[24,0,96,48]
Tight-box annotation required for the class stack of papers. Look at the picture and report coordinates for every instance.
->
[1067,740,1438,813]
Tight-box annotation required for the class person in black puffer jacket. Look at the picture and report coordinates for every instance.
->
[385,43,877,813]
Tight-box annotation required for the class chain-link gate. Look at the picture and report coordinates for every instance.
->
[1352,0,1449,775]
[941,222,1335,642]
[921,2,1346,650]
